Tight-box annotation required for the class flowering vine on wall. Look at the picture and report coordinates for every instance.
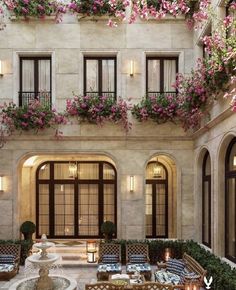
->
[0,99,67,135]
[66,94,132,131]
[0,0,235,140]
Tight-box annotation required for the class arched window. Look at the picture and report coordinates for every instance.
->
[225,138,236,262]
[145,160,168,238]
[202,151,211,247]
[36,161,117,238]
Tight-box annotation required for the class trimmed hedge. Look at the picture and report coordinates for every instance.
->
[104,239,236,290]
[0,239,32,265]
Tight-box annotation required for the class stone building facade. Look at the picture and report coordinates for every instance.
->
[0,0,235,265]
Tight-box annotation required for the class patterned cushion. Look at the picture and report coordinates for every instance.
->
[129,254,146,264]
[166,258,185,277]
[155,269,183,285]
[97,263,121,273]
[0,264,15,272]
[0,255,15,264]
[102,254,119,264]
[126,263,151,273]
[183,267,201,280]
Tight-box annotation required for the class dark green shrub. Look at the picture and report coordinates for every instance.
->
[101,221,116,240]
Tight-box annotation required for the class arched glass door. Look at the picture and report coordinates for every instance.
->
[145,160,168,238]
[202,151,211,247]
[225,138,236,262]
[36,161,117,238]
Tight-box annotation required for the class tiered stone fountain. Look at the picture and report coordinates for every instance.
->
[9,235,77,290]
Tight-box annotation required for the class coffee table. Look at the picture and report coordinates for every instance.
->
[109,274,145,289]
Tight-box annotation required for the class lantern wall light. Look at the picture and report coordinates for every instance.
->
[0,60,3,77]
[130,60,134,77]
[130,175,134,192]
[0,176,3,192]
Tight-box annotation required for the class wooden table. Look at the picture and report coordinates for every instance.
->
[109,274,145,289]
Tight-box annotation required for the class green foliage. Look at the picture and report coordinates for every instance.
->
[20,221,36,233]
[101,221,116,238]
[0,239,32,265]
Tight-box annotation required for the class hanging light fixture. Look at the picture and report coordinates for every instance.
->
[69,161,77,178]
[153,158,162,178]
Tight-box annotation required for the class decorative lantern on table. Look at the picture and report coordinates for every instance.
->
[86,240,97,263]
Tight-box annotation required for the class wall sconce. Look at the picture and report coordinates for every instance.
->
[233,156,236,167]
[130,60,134,77]
[130,175,134,192]
[0,61,3,77]
[0,176,3,192]
[86,240,97,263]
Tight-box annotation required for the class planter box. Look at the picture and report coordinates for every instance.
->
[10,15,56,21]
[77,14,115,21]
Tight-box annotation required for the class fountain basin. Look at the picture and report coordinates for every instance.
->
[9,275,77,290]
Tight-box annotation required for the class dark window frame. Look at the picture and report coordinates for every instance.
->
[19,56,52,106]
[145,161,168,238]
[225,137,236,263]
[202,151,211,248]
[36,160,117,239]
[146,56,178,98]
[84,56,117,99]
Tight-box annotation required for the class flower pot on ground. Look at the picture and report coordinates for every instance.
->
[20,221,36,241]
[101,221,116,241]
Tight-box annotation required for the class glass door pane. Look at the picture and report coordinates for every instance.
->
[227,178,236,258]
[145,184,153,236]
[78,184,99,236]
[203,180,210,244]
[86,60,99,94]
[38,184,49,236]
[104,184,115,223]
[148,59,160,92]
[54,184,74,236]
[156,184,166,236]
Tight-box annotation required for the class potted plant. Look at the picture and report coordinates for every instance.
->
[101,221,116,241]
[20,221,36,241]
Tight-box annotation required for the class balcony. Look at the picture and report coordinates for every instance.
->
[19,92,51,107]
[147,91,177,98]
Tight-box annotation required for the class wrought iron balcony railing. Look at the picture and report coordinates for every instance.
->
[18,91,51,107]
[147,91,177,98]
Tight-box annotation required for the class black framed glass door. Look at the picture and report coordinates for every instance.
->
[36,161,116,238]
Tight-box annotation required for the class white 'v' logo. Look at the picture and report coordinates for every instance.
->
[204,276,213,289]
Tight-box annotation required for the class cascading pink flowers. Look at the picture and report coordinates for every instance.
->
[0,99,67,134]
[66,94,132,131]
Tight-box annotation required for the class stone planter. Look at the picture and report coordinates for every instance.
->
[10,14,56,21]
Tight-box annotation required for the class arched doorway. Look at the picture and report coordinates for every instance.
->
[145,158,168,238]
[225,137,236,262]
[36,160,117,239]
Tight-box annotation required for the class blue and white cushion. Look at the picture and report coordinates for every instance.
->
[101,254,119,264]
[155,269,183,285]
[126,263,151,273]
[129,254,147,264]
[97,263,121,273]
[0,264,15,272]
[166,258,185,277]
[0,255,15,264]
[183,267,200,280]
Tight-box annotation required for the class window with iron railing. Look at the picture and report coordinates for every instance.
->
[84,57,116,99]
[146,57,178,99]
[19,57,51,107]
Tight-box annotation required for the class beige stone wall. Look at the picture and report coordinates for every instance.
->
[2,6,233,247]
